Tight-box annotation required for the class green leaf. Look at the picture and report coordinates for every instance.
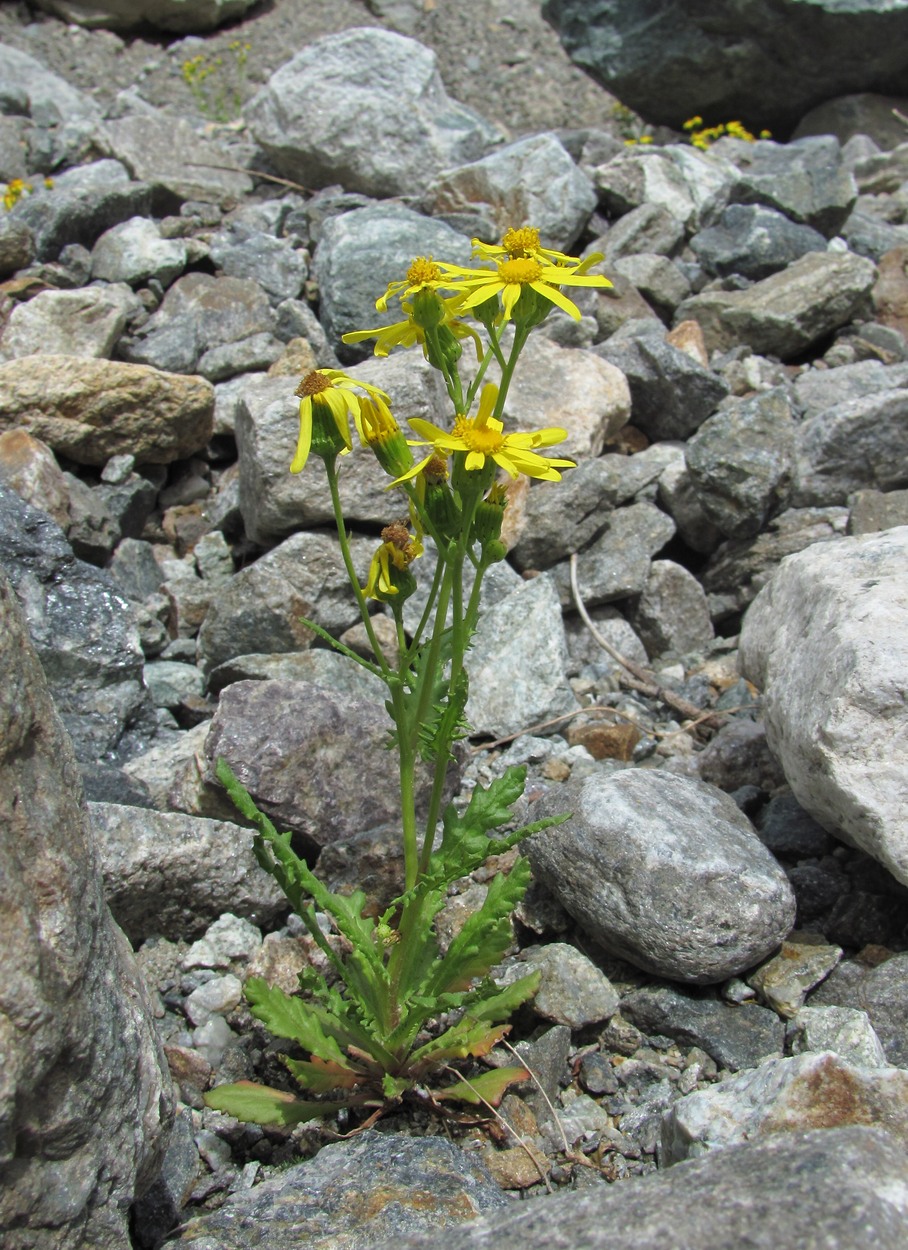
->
[283,1056,365,1093]
[204,1080,347,1126]
[410,1020,511,1066]
[434,1066,531,1107]
[244,978,349,1064]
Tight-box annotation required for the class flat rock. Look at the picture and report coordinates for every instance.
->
[740,526,908,886]
[528,770,795,984]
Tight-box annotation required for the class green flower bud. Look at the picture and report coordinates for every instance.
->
[310,402,349,462]
[411,287,446,330]
[472,482,507,546]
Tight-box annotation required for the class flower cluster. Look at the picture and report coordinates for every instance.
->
[683,116,771,149]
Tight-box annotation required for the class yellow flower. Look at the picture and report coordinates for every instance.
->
[471,225,586,269]
[342,294,482,360]
[437,252,611,322]
[354,394,414,480]
[291,369,391,473]
[375,256,465,312]
[393,383,574,484]
[363,521,423,601]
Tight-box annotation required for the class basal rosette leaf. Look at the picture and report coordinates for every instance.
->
[434,1065,531,1107]
[244,977,350,1064]
[408,971,540,1068]
[283,1056,367,1093]
[204,1080,350,1126]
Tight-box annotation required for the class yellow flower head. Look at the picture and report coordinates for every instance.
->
[438,252,611,323]
[354,394,414,480]
[376,255,464,312]
[291,369,391,474]
[471,225,589,269]
[393,383,575,485]
[363,521,423,601]
[342,294,481,361]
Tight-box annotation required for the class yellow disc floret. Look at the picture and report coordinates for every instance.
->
[406,256,442,286]
[500,226,541,258]
[496,257,543,285]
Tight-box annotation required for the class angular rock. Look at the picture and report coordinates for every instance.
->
[740,527,908,886]
[553,501,676,608]
[174,1130,507,1249]
[611,251,690,321]
[379,1127,908,1250]
[626,559,714,659]
[598,203,685,264]
[0,570,172,1249]
[0,485,152,761]
[849,487,908,535]
[0,284,137,361]
[590,144,737,232]
[691,203,827,280]
[89,800,287,945]
[501,942,619,1029]
[313,203,474,354]
[0,213,34,277]
[31,0,258,32]
[207,648,385,700]
[809,951,908,1068]
[727,135,857,236]
[103,111,253,203]
[508,457,621,572]
[791,1005,889,1069]
[0,355,214,466]
[528,770,795,984]
[0,41,101,128]
[425,132,596,250]
[792,358,908,419]
[246,28,500,198]
[0,428,71,528]
[595,333,729,442]
[90,216,188,288]
[208,221,307,305]
[686,387,796,539]
[621,984,785,1072]
[676,251,878,360]
[747,938,842,1018]
[203,680,455,856]
[466,573,577,739]
[662,1051,908,1165]
[545,0,908,136]
[792,389,908,506]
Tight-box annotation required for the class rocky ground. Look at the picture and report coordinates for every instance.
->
[2,2,908,1250]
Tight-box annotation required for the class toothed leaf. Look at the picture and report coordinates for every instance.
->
[434,1066,531,1106]
[204,1080,347,1125]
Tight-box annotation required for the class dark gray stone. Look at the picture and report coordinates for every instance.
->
[208,221,308,304]
[553,501,676,608]
[544,0,908,137]
[379,1127,908,1250]
[810,952,908,1069]
[510,458,621,572]
[792,389,908,506]
[625,559,714,659]
[755,793,837,858]
[174,1130,508,1249]
[726,136,857,236]
[686,388,796,539]
[691,204,827,280]
[528,770,795,984]
[621,984,785,1072]
[0,213,35,277]
[595,334,729,442]
[793,360,908,419]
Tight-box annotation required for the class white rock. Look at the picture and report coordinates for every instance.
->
[184,973,243,1027]
[791,1006,889,1068]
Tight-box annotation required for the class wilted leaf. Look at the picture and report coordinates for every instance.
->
[434,1065,531,1107]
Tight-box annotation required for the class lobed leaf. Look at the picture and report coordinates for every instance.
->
[434,1065,532,1107]
[204,1080,349,1126]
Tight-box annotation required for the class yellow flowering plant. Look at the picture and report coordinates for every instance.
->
[210,227,611,1128]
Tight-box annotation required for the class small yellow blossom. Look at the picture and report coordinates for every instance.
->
[376,256,466,312]
[342,294,481,360]
[393,383,574,485]
[470,225,588,269]
[363,521,423,600]
[292,369,391,473]
[436,251,610,322]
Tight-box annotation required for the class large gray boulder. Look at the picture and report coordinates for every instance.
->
[740,526,908,887]
[246,28,501,197]
[0,571,173,1249]
[29,0,257,32]
[544,0,908,136]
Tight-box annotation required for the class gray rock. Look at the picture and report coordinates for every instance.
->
[792,389,908,506]
[791,1005,888,1068]
[121,272,274,375]
[849,487,908,535]
[611,252,691,321]
[0,485,152,761]
[726,135,857,236]
[0,354,214,466]
[183,974,243,1028]
[753,792,836,858]
[662,1051,908,1165]
[0,213,35,277]
[91,215,188,288]
[378,1127,908,1250]
[528,770,795,984]
[203,679,455,856]
[691,203,827,280]
[621,984,785,1072]
[234,355,449,544]
[595,333,729,442]
[747,938,843,1019]
[30,0,258,32]
[425,131,596,250]
[88,801,286,943]
[501,942,619,1029]
[207,648,385,700]
[195,530,374,675]
[553,501,676,608]
[246,27,501,198]
[842,207,908,262]
[676,251,878,360]
[657,458,723,555]
[686,388,796,539]
[792,359,908,419]
[208,221,308,304]
[509,457,621,572]
[8,158,153,262]
[132,1110,200,1250]
[467,574,577,738]
[197,331,284,383]
[590,144,738,232]
[740,526,908,886]
[702,506,849,622]
[0,570,172,1249]
[626,559,714,659]
[144,660,206,710]
[0,283,138,361]
[182,912,263,970]
[545,0,908,136]
[810,951,908,1068]
[103,111,253,204]
[0,41,101,127]
[174,1130,508,1249]
[313,203,473,355]
[795,92,908,153]
[597,203,685,264]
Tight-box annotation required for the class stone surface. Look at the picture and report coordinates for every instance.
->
[528,770,795,984]
[103,111,253,204]
[676,251,878,360]
[809,951,908,1068]
[726,135,857,236]
[691,203,827,281]
[380,1127,908,1250]
[0,355,214,466]
[791,1005,889,1069]
[553,501,676,608]
[88,802,286,943]
[90,216,188,288]
[662,1051,908,1165]
[746,938,843,1019]
[590,145,738,233]
[502,942,619,1029]
[791,389,908,506]
[0,284,137,361]
[0,569,173,1250]
[740,527,908,887]
[545,0,908,136]
[246,27,500,197]
[30,1,258,33]
[174,1130,508,1248]
[626,558,714,659]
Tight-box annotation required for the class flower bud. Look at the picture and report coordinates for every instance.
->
[472,482,507,546]
[410,287,446,330]
[309,402,349,462]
